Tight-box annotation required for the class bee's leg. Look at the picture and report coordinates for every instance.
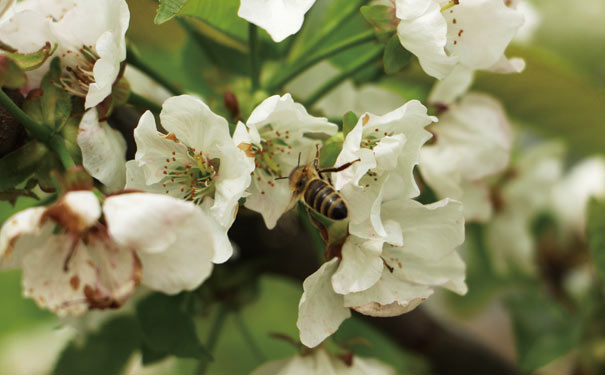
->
[306,207,329,243]
[314,144,324,178]
[319,158,361,174]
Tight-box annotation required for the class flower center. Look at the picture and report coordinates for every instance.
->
[252,128,293,178]
[160,147,219,205]
[58,45,99,97]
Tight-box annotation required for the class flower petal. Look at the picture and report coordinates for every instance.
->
[382,198,465,260]
[77,108,127,191]
[344,269,433,317]
[297,258,350,348]
[0,207,46,269]
[238,0,316,42]
[104,193,227,293]
[331,237,384,294]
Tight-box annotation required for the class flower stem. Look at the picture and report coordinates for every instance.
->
[248,23,260,92]
[197,305,229,375]
[266,29,378,92]
[0,89,74,169]
[126,45,183,96]
[127,92,162,115]
[305,46,383,107]
[234,313,266,362]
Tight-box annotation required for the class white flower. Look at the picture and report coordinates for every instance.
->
[395,0,524,79]
[241,94,338,229]
[238,0,316,43]
[51,0,129,108]
[0,0,129,107]
[486,142,565,274]
[252,347,396,375]
[297,198,466,347]
[77,108,127,191]
[419,93,513,221]
[0,0,14,22]
[126,95,253,262]
[0,190,225,317]
[333,101,434,239]
[551,156,605,236]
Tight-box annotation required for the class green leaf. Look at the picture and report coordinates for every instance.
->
[155,0,188,24]
[54,316,141,375]
[473,45,605,156]
[383,35,412,74]
[342,111,358,137]
[360,5,397,33]
[23,58,71,131]
[0,141,49,190]
[180,0,248,46]
[319,135,344,168]
[507,288,582,372]
[588,198,605,291]
[2,42,57,71]
[136,293,212,360]
[0,56,26,89]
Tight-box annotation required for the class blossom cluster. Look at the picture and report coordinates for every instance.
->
[0,0,564,365]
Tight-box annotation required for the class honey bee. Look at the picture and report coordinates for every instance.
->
[282,146,359,221]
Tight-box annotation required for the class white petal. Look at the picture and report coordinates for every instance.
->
[486,211,535,274]
[384,246,467,294]
[331,237,384,294]
[434,93,513,181]
[342,181,387,239]
[382,199,465,260]
[77,108,127,191]
[61,191,102,230]
[124,65,171,105]
[419,145,463,200]
[297,258,350,348]
[333,119,376,190]
[344,269,433,317]
[247,94,337,140]
[238,0,316,43]
[244,170,294,230]
[443,0,524,70]
[397,1,458,79]
[160,95,231,156]
[460,180,493,222]
[488,55,526,74]
[85,31,121,108]
[0,0,15,22]
[0,207,46,269]
[21,235,139,317]
[396,0,434,21]
[373,134,407,173]
[104,193,226,293]
[428,65,475,105]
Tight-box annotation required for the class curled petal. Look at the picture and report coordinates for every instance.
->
[238,0,316,42]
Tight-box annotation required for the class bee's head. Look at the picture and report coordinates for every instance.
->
[288,166,311,195]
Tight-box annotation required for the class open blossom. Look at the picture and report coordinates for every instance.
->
[126,95,254,262]
[395,0,524,79]
[238,0,316,42]
[419,93,513,221]
[252,347,395,375]
[0,191,223,317]
[486,142,565,274]
[333,100,435,239]
[297,198,466,348]
[240,94,338,229]
[0,0,129,108]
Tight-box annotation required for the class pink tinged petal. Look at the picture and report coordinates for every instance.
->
[382,198,465,260]
[331,237,384,294]
[297,258,351,348]
[238,0,316,43]
[397,1,458,79]
[443,0,524,70]
[344,269,433,317]
[21,234,140,317]
[104,193,226,293]
[0,207,46,269]
[384,245,467,295]
[77,109,127,191]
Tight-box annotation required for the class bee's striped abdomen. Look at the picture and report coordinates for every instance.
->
[303,179,348,220]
